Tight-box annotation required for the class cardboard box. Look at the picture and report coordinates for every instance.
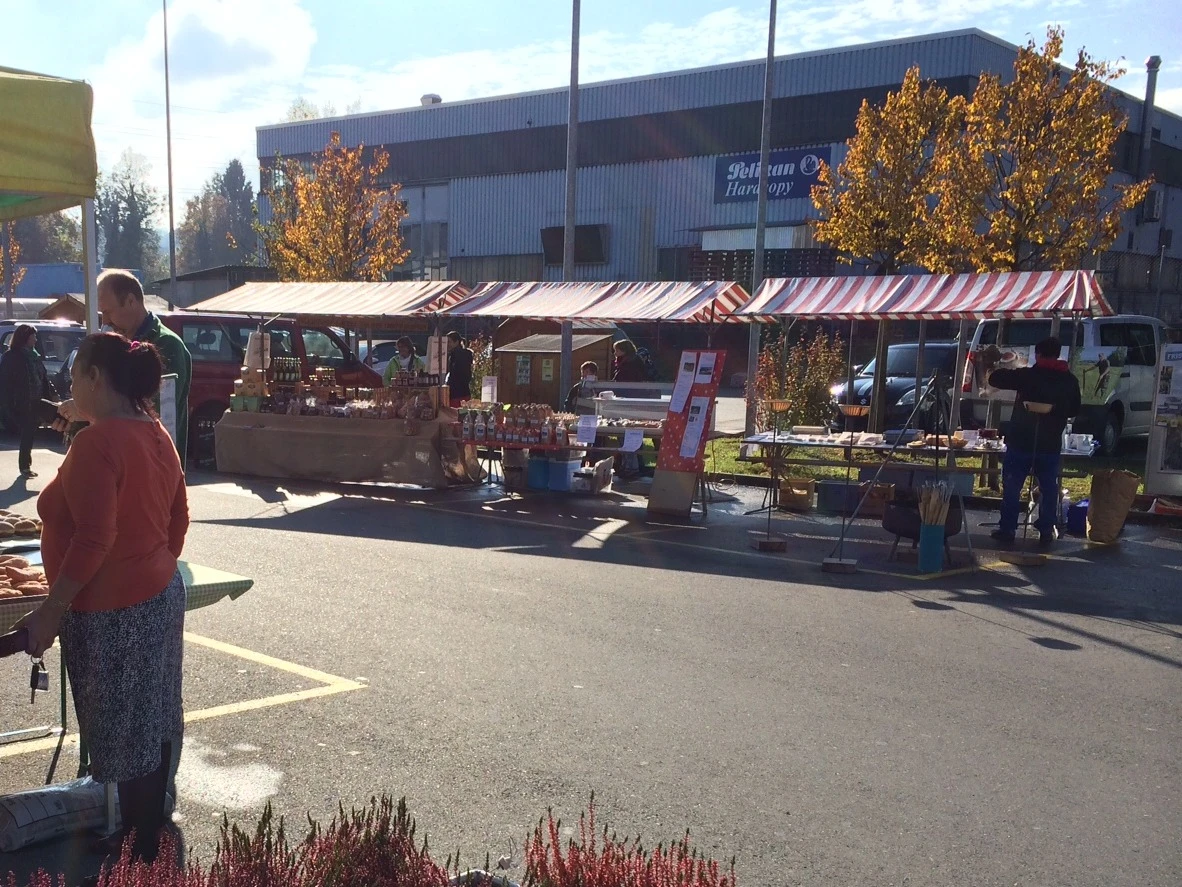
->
[778,477,816,511]
[572,457,614,494]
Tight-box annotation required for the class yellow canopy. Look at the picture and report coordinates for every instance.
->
[0,66,97,221]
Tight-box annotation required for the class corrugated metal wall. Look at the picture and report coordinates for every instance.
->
[258,30,1013,160]
[448,149,836,279]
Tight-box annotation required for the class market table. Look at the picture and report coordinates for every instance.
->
[214,410,480,488]
[740,431,1096,513]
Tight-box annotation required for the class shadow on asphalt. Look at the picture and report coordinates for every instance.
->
[191,471,1182,640]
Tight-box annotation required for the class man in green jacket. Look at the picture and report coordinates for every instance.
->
[56,269,192,458]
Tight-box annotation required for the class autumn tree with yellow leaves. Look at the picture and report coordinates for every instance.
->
[812,27,1150,275]
[812,67,965,275]
[935,27,1151,272]
[258,132,409,282]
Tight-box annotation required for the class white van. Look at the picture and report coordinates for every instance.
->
[963,315,1165,456]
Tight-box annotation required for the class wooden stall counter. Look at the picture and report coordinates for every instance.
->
[214,410,479,488]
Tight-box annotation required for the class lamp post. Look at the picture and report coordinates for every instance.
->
[559,0,581,402]
[744,0,777,436]
[163,0,177,310]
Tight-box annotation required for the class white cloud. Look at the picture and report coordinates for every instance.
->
[80,0,1178,229]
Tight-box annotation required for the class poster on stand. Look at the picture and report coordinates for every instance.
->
[679,396,710,459]
[1145,344,1182,497]
[670,353,698,413]
[655,349,726,474]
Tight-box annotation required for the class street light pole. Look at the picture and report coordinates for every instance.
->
[745,0,777,436]
[559,0,581,403]
[163,0,177,310]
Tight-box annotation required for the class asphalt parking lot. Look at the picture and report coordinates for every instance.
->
[1,434,1179,886]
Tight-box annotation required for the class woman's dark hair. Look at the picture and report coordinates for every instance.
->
[446,331,465,346]
[396,336,416,353]
[77,332,163,413]
[614,339,637,358]
[11,325,37,351]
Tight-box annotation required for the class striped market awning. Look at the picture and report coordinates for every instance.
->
[447,281,750,323]
[736,271,1112,321]
[188,280,470,321]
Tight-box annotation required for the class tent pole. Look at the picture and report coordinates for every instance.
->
[82,199,100,332]
[913,319,927,431]
[1,224,12,321]
[948,318,969,465]
[745,0,777,437]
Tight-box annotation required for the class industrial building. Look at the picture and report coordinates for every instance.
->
[257,28,1182,320]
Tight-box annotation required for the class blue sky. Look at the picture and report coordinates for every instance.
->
[6,0,1181,218]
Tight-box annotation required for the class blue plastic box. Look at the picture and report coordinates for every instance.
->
[1066,499,1089,536]
[548,458,583,492]
[527,456,550,490]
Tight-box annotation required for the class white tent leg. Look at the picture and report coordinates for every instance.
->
[81,198,100,332]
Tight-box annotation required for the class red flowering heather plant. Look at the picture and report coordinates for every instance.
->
[300,796,449,887]
[523,796,737,887]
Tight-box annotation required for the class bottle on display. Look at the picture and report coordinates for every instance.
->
[475,411,487,441]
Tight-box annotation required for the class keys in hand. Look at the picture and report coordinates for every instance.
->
[29,658,48,704]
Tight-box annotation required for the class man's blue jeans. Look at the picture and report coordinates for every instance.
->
[1000,448,1061,536]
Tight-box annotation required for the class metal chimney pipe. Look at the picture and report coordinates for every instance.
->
[1139,55,1162,181]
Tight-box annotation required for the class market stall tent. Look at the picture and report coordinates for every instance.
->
[0,66,99,328]
[736,271,1111,321]
[188,280,471,325]
[447,281,750,324]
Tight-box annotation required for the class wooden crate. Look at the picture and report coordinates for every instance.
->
[778,477,816,511]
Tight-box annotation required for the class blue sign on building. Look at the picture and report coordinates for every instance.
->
[713,147,831,204]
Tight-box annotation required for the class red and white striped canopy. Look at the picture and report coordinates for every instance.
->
[447,281,750,323]
[737,271,1112,321]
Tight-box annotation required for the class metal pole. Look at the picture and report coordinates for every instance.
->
[744,0,777,436]
[82,199,100,331]
[1154,243,1167,318]
[1,225,12,321]
[559,0,580,400]
[163,0,177,310]
[913,319,927,430]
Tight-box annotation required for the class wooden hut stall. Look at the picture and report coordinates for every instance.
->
[497,333,614,408]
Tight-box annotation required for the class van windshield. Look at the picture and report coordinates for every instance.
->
[860,345,957,378]
[978,320,1081,347]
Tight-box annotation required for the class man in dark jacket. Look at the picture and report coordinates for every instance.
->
[988,336,1082,545]
[0,325,50,477]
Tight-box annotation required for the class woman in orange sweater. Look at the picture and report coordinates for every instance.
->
[17,332,188,866]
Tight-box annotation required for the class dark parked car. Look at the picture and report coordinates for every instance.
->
[831,342,969,432]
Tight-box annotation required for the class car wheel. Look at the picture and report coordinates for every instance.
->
[1098,410,1122,458]
[190,402,228,468]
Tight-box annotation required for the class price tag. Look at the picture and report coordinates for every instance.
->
[576,415,598,446]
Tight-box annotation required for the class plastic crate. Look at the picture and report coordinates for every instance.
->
[548,458,583,492]
[1066,499,1089,536]
[527,456,550,490]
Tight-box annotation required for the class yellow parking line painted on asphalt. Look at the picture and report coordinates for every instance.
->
[183,632,364,689]
[0,634,363,760]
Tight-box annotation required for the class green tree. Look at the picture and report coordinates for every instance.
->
[177,159,257,272]
[10,212,82,264]
[97,149,164,276]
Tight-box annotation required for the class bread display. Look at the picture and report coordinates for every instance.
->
[0,510,41,538]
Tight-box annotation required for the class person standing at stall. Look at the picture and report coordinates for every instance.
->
[54,270,192,459]
[383,336,426,385]
[611,339,647,384]
[16,333,188,866]
[987,336,1081,546]
[445,331,474,408]
[0,324,50,477]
